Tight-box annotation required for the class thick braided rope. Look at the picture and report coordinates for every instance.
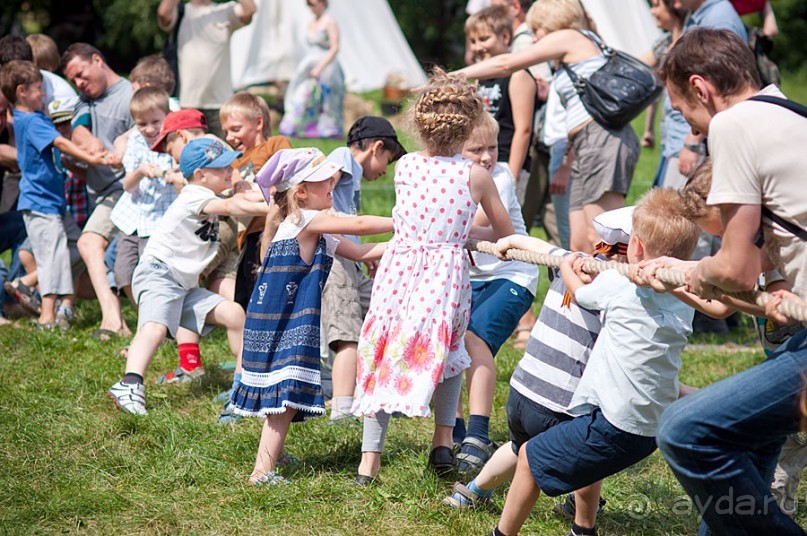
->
[466,239,807,325]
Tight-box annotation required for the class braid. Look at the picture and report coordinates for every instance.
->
[407,67,483,156]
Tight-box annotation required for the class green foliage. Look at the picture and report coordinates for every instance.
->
[770,0,807,73]
[94,0,166,61]
[385,0,468,70]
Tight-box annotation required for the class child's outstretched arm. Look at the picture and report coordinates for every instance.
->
[53,136,118,168]
[334,239,387,263]
[203,190,269,217]
[470,165,515,240]
[306,213,393,237]
[494,234,555,258]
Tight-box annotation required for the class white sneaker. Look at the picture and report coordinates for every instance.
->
[108,380,147,415]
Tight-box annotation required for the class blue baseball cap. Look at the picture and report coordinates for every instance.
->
[179,138,242,179]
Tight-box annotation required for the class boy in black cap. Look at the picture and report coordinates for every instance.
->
[321,116,405,423]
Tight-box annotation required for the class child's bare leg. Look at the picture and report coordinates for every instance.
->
[331,341,358,420]
[498,444,542,535]
[473,441,518,491]
[18,249,37,286]
[208,276,235,302]
[250,409,297,484]
[574,481,603,530]
[205,300,245,358]
[332,342,358,397]
[39,294,56,324]
[466,332,495,418]
[124,322,169,377]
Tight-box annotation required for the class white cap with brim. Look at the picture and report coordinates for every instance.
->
[256,148,344,202]
[593,206,635,246]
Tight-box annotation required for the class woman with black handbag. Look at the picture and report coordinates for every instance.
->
[455,0,649,253]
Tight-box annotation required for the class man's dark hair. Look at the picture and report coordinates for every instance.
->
[0,36,34,66]
[659,28,760,102]
[60,43,105,73]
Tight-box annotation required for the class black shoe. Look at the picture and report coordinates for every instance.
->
[427,446,455,477]
[353,474,378,487]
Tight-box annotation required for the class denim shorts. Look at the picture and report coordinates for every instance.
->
[506,388,572,453]
[467,279,534,355]
[525,408,657,496]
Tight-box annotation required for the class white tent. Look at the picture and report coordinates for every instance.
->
[230,0,428,92]
[231,0,660,92]
[581,0,661,58]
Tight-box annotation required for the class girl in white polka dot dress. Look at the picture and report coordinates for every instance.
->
[352,69,516,483]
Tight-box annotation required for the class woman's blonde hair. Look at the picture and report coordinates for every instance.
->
[526,0,590,34]
[407,67,483,156]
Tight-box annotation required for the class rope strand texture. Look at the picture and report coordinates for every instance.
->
[466,239,807,325]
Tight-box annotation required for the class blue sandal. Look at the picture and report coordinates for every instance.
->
[253,470,290,486]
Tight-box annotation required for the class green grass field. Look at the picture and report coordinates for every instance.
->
[2,75,807,534]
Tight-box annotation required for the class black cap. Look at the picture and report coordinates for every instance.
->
[346,116,407,161]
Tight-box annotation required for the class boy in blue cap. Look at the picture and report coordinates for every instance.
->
[108,138,269,415]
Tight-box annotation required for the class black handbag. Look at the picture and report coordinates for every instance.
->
[560,30,663,130]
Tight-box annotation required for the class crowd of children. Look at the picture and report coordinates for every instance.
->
[1,2,807,534]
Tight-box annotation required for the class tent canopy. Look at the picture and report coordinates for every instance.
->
[230,0,428,93]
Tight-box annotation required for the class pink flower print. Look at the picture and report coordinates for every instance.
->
[363,374,377,395]
[403,333,435,374]
[373,331,389,367]
[377,362,392,387]
[394,374,413,395]
[430,360,445,386]
[361,315,376,336]
[450,325,462,352]
[438,321,451,348]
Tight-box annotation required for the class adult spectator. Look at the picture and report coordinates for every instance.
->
[62,43,133,339]
[157,0,256,138]
[671,0,747,179]
[657,28,807,534]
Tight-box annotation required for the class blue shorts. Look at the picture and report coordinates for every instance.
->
[467,279,534,355]
[524,408,657,497]
[506,388,572,453]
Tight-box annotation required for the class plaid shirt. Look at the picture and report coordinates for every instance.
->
[110,129,177,237]
[65,170,90,228]
[55,148,91,228]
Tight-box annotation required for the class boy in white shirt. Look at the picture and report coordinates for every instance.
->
[489,187,700,536]
[108,138,268,415]
[453,112,539,474]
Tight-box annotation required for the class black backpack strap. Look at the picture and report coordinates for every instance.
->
[761,206,807,242]
[746,95,807,244]
[747,95,807,119]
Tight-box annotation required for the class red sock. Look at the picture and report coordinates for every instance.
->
[178,343,202,371]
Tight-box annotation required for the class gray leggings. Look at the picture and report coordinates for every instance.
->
[361,372,463,453]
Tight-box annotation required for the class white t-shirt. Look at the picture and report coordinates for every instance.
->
[141,184,220,289]
[569,270,693,437]
[469,163,539,294]
[707,85,807,298]
[169,2,246,108]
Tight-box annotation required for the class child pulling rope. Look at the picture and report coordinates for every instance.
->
[466,239,807,325]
